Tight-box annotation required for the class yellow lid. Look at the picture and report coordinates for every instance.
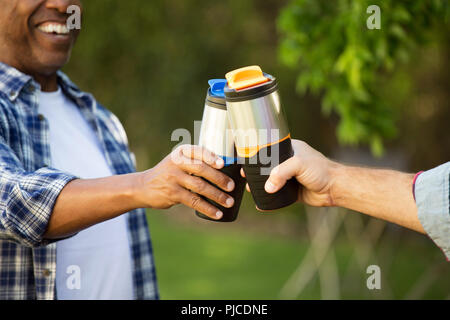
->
[225,65,269,90]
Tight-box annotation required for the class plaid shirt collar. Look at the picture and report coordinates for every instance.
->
[0,61,89,105]
[0,62,33,101]
[0,61,103,149]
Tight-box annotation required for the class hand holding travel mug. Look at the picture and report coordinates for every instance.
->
[195,79,246,222]
[224,66,299,211]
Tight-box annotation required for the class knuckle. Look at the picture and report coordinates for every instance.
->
[217,191,228,205]
[185,144,194,154]
[293,155,302,166]
[179,144,189,152]
[173,145,184,155]
[190,163,204,174]
[176,144,191,156]
[297,140,307,147]
[167,170,179,183]
[170,190,180,202]
[191,177,205,191]
[190,195,202,209]
[270,172,283,184]
[170,150,183,165]
[216,173,228,188]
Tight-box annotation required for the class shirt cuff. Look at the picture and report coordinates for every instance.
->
[4,167,78,247]
[415,162,450,260]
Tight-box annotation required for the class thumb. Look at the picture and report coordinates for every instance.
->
[265,156,301,193]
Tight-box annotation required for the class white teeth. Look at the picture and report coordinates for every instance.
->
[38,23,70,35]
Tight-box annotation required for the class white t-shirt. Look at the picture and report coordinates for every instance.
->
[38,87,134,300]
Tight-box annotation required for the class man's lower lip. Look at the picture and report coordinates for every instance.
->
[36,28,72,43]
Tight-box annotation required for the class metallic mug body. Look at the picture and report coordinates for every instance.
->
[195,80,246,222]
[224,67,299,210]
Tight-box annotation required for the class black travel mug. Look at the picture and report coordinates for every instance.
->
[224,66,299,211]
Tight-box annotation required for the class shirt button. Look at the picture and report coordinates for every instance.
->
[42,269,51,277]
[38,114,45,121]
[9,90,16,98]
[27,84,35,93]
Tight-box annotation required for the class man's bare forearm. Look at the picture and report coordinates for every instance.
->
[330,165,424,233]
[43,145,237,240]
[44,173,142,239]
[264,140,425,234]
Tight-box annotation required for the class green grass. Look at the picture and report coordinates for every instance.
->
[146,210,450,300]
[147,212,309,299]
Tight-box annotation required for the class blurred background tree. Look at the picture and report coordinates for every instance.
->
[278,0,449,155]
[63,0,449,299]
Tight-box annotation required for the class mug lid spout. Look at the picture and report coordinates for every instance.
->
[225,65,269,90]
[208,79,227,98]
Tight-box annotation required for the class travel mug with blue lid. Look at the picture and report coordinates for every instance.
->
[224,66,299,211]
[195,79,246,222]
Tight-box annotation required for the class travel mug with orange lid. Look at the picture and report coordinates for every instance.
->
[224,66,299,210]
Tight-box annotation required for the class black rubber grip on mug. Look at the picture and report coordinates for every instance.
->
[195,164,246,222]
[242,138,299,211]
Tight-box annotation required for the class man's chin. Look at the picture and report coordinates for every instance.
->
[29,34,76,75]
[35,52,72,76]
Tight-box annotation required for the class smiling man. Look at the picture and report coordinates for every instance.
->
[0,0,236,299]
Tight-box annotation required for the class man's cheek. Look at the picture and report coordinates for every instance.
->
[16,0,44,14]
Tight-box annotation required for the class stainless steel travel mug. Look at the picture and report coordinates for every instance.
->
[195,79,246,222]
[224,66,299,210]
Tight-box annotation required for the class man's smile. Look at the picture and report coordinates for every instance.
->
[35,21,73,45]
[37,21,70,35]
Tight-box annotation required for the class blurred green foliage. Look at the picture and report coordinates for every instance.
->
[278,0,449,155]
[66,0,449,166]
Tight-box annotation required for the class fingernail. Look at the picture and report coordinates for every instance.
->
[226,197,234,208]
[227,180,235,191]
[265,181,277,193]
[216,211,223,219]
[215,158,224,167]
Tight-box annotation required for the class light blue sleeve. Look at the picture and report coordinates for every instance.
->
[415,162,450,260]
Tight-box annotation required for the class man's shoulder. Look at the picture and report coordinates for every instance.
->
[58,72,118,122]
[90,99,129,148]
[94,101,115,121]
[58,71,129,147]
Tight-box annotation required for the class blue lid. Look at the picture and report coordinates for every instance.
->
[221,155,238,167]
[208,79,227,98]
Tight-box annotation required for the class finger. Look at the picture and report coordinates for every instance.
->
[179,145,224,169]
[265,156,301,193]
[241,168,250,192]
[178,155,235,192]
[255,205,276,212]
[297,184,305,203]
[180,173,234,208]
[176,187,223,220]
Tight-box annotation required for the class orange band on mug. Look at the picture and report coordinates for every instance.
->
[236,134,291,158]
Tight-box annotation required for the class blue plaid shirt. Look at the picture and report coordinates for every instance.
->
[0,62,158,300]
